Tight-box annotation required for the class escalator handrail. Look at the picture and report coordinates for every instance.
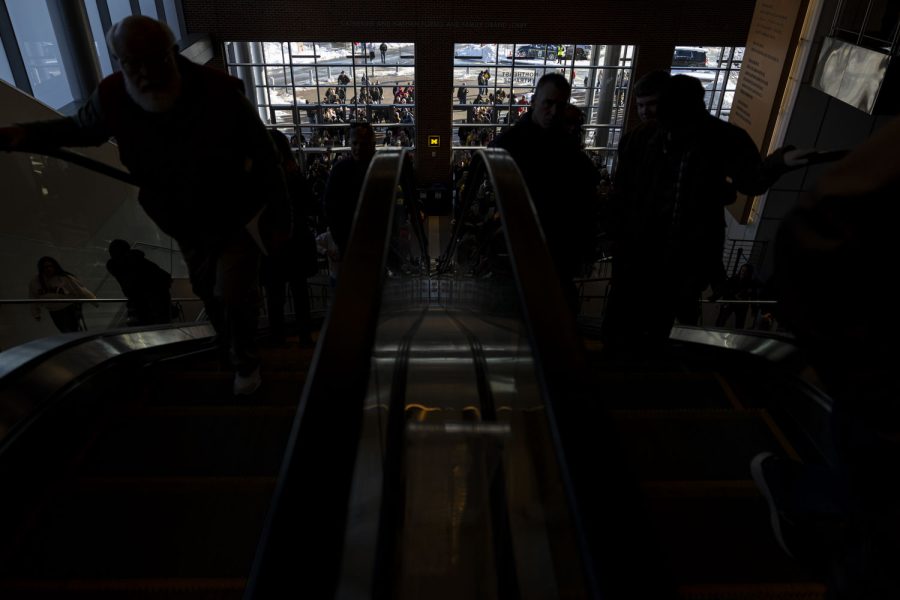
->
[398,162,431,271]
[479,148,704,598]
[7,145,136,186]
[471,148,601,597]
[0,322,217,453]
[474,148,587,395]
[244,149,413,600]
[435,155,483,274]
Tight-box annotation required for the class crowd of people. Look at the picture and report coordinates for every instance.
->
[299,74,416,149]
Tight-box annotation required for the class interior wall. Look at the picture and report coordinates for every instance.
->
[756,84,893,279]
[748,0,897,281]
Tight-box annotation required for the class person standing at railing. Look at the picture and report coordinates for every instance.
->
[603,74,802,355]
[28,256,97,333]
[713,262,763,329]
[106,239,172,326]
[0,16,289,396]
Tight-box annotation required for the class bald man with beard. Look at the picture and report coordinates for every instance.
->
[0,16,288,395]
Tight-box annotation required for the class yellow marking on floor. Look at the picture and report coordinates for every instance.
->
[714,373,745,410]
[759,409,802,462]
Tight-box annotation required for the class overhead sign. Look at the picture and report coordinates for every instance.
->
[428,135,441,148]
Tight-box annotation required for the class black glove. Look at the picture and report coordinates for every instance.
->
[766,146,849,173]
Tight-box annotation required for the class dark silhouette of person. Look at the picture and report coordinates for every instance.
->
[457,85,467,106]
[561,103,586,147]
[28,256,96,333]
[752,115,900,598]
[261,131,318,345]
[713,262,762,329]
[323,122,376,259]
[491,73,599,313]
[379,42,388,63]
[1,16,288,395]
[631,69,671,123]
[337,70,350,102]
[106,239,173,326]
[602,74,800,354]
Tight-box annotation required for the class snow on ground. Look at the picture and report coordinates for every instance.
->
[453,44,497,63]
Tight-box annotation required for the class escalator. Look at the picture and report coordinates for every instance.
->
[247,149,661,600]
[0,147,834,599]
[579,329,830,599]
[0,324,314,598]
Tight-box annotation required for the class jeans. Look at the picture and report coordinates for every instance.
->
[180,230,261,375]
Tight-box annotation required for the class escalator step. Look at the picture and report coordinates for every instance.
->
[1,478,275,580]
[610,409,796,481]
[0,578,245,599]
[646,495,822,586]
[143,371,306,407]
[593,373,734,410]
[677,583,826,599]
[79,413,294,477]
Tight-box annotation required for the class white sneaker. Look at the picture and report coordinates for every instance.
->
[234,367,262,395]
[750,452,796,559]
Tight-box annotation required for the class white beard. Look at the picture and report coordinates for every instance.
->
[124,74,182,113]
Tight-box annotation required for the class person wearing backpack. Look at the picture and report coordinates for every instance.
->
[106,239,173,326]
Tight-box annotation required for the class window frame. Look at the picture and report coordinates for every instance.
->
[451,42,635,168]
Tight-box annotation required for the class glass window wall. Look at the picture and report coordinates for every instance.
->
[671,45,744,122]
[84,0,114,76]
[162,0,181,37]
[0,39,13,85]
[5,0,74,108]
[224,41,416,161]
[452,43,634,168]
[833,0,900,51]
[138,0,158,19]
[106,0,134,25]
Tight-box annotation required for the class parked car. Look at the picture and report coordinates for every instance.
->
[672,46,708,68]
[511,44,559,60]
